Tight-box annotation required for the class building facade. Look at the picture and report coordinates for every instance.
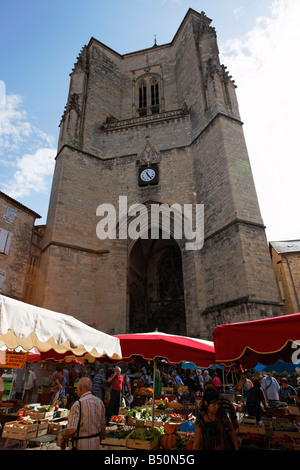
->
[270,240,300,315]
[33,9,282,339]
[0,191,41,300]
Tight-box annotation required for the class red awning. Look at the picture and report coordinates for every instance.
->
[112,331,217,368]
[213,313,300,369]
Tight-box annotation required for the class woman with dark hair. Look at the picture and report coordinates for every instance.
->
[192,385,239,450]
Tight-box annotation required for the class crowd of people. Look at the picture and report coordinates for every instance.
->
[3,361,300,450]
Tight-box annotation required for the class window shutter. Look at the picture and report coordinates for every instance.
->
[0,228,13,254]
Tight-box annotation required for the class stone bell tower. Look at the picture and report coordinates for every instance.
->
[34,9,282,338]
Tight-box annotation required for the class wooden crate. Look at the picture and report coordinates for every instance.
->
[29,410,54,420]
[145,420,163,427]
[161,387,174,395]
[100,444,127,450]
[126,431,159,450]
[101,436,127,447]
[37,420,49,437]
[272,420,300,438]
[238,424,265,435]
[2,421,38,440]
[127,418,145,427]
[48,420,68,435]
[168,402,184,409]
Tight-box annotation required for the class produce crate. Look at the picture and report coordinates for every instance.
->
[161,387,174,395]
[145,420,163,427]
[2,421,38,440]
[29,410,54,420]
[37,420,49,437]
[272,420,300,438]
[101,436,127,447]
[265,407,288,418]
[48,420,68,435]
[168,402,184,409]
[288,405,300,416]
[125,431,159,450]
[100,444,127,450]
[127,418,145,427]
[238,416,265,435]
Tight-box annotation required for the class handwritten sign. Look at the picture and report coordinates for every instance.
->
[0,350,28,369]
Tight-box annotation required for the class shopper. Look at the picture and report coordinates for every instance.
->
[194,369,204,392]
[202,370,212,384]
[279,378,297,405]
[92,368,106,401]
[246,378,266,424]
[106,367,124,423]
[22,365,37,403]
[261,372,280,405]
[237,372,253,399]
[192,385,238,450]
[49,365,67,405]
[60,377,105,450]
[212,372,222,392]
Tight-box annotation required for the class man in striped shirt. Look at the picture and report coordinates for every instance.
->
[62,377,105,450]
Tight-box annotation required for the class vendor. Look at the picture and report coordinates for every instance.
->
[49,365,67,406]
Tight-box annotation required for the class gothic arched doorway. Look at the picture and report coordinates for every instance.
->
[128,236,186,335]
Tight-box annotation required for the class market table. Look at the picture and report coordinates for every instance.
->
[27,433,57,450]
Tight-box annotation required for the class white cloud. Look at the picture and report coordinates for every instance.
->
[0,89,56,200]
[220,0,300,241]
[233,6,244,19]
[0,94,32,156]
[1,148,56,199]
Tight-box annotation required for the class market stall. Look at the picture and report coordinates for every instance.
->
[0,294,122,449]
[0,294,122,362]
[213,312,300,369]
[99,330,218,450]
[213,313,300,450]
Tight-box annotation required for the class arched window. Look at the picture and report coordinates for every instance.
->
[150,79,159,114]
[137,76,160,117]
[158,246,184,301]
[138,80,147,116]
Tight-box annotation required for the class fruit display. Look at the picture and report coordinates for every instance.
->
[169,413,184,422]
[134,387,153,396]
[110,415,126,424]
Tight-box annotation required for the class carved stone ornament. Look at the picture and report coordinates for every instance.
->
[138,139,161,166]
[71,45,89,74]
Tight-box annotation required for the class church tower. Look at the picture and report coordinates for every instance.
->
[34,9,282,338]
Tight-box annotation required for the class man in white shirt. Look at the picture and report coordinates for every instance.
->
[261,372,280,405]
[23,365,37,403]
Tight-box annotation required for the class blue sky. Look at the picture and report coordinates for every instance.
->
[0,0,299,242]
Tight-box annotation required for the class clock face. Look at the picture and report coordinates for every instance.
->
[140,168,156,182]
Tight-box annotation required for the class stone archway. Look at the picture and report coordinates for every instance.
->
[128,235,186,334]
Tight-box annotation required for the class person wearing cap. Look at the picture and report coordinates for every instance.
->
[194,369,204,392]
